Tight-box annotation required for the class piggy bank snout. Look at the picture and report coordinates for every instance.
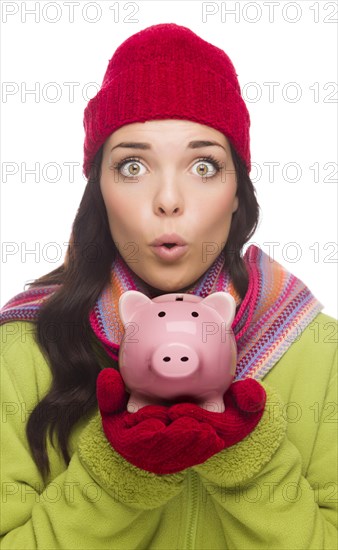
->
[150,342,199,378]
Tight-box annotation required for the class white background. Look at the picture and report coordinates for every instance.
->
[1,0,337,317]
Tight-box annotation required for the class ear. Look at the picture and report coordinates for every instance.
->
[118,290,153,326]
[201,292,236,327]
[232,195,239,214]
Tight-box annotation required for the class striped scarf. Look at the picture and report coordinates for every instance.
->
[0,245,323,381]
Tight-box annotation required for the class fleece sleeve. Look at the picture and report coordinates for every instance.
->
[0,325,186,550]
[192,365,338,550]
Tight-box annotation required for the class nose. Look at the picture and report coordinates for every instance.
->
[150,342,199,378]
[154,173,184,216]
[157,205,181,215]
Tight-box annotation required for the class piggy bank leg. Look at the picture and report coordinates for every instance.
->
[199,395,225,413]
[127,392,157,413]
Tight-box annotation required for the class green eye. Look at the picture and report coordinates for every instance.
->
[114,157,145,178]
[113,154,223,180]
[193,155,223,179]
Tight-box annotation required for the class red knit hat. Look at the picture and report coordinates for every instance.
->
[83,23,251,178]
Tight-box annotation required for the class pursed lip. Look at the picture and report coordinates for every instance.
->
[150,233,187,247]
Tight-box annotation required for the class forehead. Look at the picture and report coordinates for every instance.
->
[105,119,229,148]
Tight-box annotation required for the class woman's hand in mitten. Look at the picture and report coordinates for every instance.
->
[96,368,266,475]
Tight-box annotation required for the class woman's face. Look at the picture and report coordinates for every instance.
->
[100,120,239,293]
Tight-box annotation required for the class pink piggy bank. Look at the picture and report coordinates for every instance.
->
[118,291,237,413]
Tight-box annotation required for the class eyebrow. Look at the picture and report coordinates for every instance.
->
[110,140,226,152]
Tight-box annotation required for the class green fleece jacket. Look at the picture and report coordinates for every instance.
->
[0,313,337,550]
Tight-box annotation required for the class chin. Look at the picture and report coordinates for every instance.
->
[146,280,189,295]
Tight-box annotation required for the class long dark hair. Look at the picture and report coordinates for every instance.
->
[25,141,259,481]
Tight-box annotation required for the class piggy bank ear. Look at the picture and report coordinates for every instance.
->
[118,290,153,326]
[201,292,236,327]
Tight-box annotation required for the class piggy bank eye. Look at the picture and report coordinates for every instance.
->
[191,311,199,317]
[158,311,166,317]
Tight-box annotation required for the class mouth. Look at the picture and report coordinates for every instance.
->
[150,233,187,247]
[150,243,188,261]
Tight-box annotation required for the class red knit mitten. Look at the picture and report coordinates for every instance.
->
[97,368,266,475]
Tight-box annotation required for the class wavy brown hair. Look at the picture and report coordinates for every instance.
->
[25,141,260,481]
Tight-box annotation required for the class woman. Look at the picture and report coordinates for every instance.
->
[1,23,337,549]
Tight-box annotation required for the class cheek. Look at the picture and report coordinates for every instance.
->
[101,181,126,230]
[200,186,237,228]
[219,178,238,218]
[101,184,145,241]
[217,195,236,218]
